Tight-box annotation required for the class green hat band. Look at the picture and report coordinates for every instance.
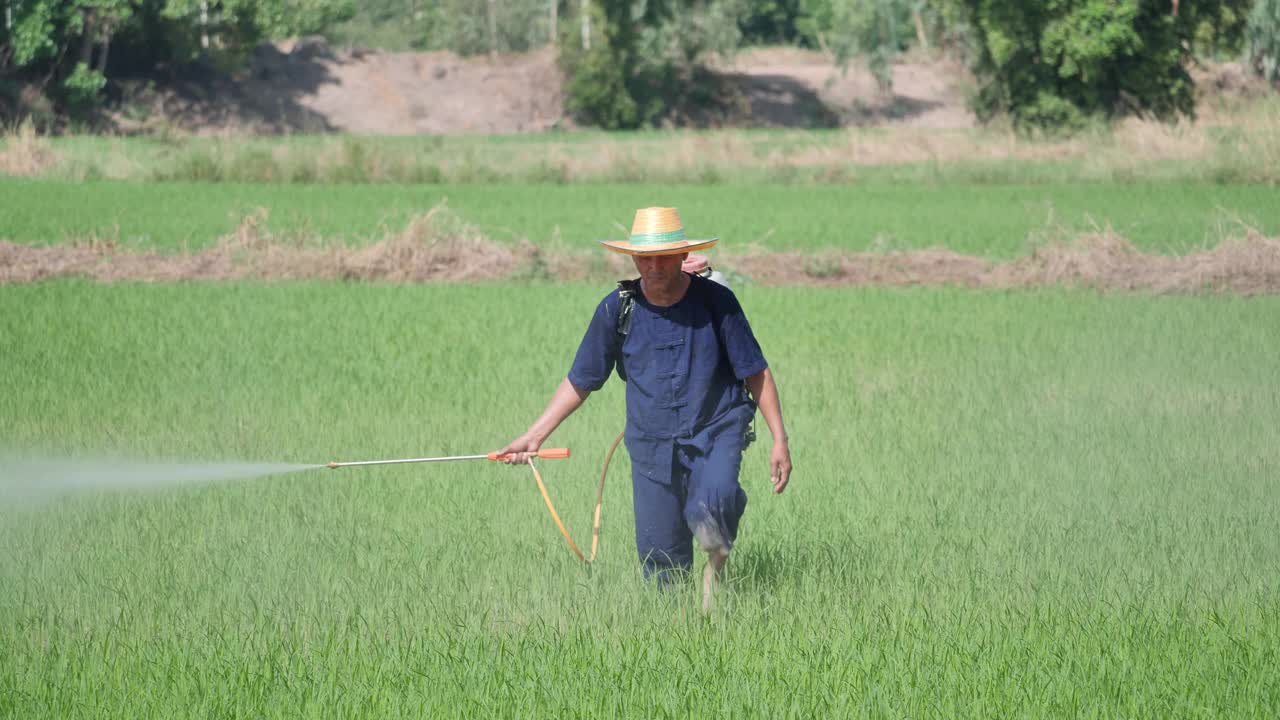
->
[629,229,686,245]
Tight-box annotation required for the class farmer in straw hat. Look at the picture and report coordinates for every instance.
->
[498,207,791,610]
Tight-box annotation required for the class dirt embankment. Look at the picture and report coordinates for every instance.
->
[4,207,1279,295]
[105,42,979,135]
[107,41,566,135]
[9,39,1272,135]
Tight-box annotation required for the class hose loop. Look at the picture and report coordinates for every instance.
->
[530,430,625,564]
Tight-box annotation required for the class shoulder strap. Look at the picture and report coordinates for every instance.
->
[616,278,640,337]
[615,276,720,338]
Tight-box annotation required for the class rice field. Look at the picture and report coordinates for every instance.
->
[2,281,1278,717]
[4,108,1280,715]
[4,178,1279,258]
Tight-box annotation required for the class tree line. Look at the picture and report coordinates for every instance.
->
[3,0,1279,129]
[1,0,356,114]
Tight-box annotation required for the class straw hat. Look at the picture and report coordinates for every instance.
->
[599,207,719,256]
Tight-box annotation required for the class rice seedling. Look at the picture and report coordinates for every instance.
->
[1,281,1277,717]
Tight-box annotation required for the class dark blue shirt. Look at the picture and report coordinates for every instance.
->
[568,274,768,441]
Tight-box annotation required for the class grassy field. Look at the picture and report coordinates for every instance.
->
[4,178,1279,258]
[4,98,1279,185]
[4,102,1279,714]
[2,281,1278,717]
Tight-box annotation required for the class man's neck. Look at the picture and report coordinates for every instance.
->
[640,273,691,307]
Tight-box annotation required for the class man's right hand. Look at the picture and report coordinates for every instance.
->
[495,378,590,466]
[495,434,540,465]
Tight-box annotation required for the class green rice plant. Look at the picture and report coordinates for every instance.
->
[3,179,1278,259]
[0,281,1277,717]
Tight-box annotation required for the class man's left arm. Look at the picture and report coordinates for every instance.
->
[745,368,791,494]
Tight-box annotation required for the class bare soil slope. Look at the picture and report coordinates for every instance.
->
[280,43,566,134]
[116,43,975,135]
[720,47,974,130]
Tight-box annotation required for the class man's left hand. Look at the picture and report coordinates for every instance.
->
[770,440,792,494]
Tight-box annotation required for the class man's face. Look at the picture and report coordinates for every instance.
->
[632,252,688,285]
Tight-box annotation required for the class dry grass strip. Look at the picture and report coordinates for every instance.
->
[3,208,1280,294]
[0,122,58,177]
[728,229,1280,295]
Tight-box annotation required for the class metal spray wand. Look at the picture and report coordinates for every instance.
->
[326,448,570,469]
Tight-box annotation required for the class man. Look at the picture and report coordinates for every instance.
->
[498,207,791,611]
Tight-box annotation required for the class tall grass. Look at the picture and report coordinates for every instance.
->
[0,120,56,177]
[4,95,1280,185]
[1,282,1278,717]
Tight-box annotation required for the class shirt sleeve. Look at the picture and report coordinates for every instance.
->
[567,291,622,392]
[711,285,769,380]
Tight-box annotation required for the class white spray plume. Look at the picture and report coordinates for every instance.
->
[0,454,319,505]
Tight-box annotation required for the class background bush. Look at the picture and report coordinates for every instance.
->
[958,0,1252,132]
[1250,0,1280,82]
[3,0,1276,130]
[558,0,745,129]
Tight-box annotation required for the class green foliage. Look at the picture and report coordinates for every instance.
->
[416,0,553,55]
[559,0,748,129]
[739,0,816,43]
[324,0,429,51]
[156,0,355,64]
[959,0,1252,131]
[1191,0,1251,56]
[744,1,967,94]
[61,61,105,112]
[342,0,978,64]
[327,0,556,54]
[8,0,60,66]
[1250,0,1280,82]
[559,3,640,129]
[827,0,914,92]
[1,0,354,117]
[155,0,355,43]
[1,0,135,111]
[738,0,966,57]
[792,0,836,45]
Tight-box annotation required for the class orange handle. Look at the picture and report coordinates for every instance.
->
[488,448,571,461]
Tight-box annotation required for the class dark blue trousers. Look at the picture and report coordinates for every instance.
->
[630,426,750,581]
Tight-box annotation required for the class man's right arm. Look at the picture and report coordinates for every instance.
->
[497,292,618,464]
[496,378,591,464]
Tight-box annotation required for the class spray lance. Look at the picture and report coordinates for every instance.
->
[326,448,570,469]
[324,440,625,565]
[322,263,736,563]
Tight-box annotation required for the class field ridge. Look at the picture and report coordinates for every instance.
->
[4,208,1279,294]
